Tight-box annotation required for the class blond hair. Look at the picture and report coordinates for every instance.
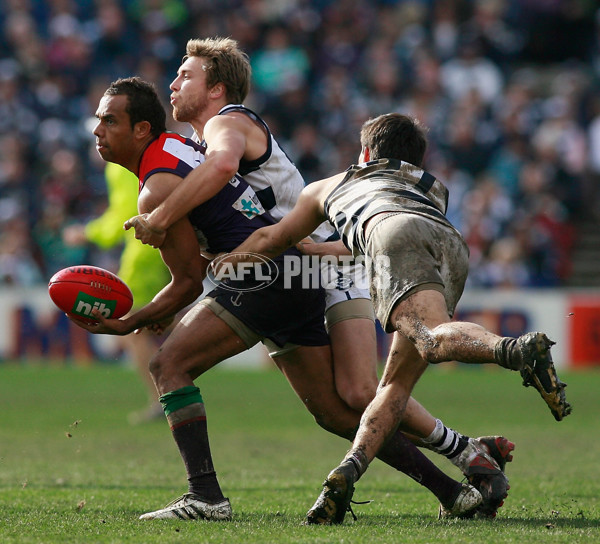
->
[184,37,251,104]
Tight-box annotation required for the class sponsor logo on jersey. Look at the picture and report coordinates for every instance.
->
[232,187,265,219]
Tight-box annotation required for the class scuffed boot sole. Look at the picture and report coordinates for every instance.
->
[519,332,572,421]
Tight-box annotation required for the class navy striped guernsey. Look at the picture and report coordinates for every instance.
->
[323,158,454,256]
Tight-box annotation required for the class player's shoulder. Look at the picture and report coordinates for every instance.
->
[140,132,204,180]
[208,106,259,133]
[144,132,183,161]
[304,172,346,199]
[155,132,204,152]
[298,173,344,215]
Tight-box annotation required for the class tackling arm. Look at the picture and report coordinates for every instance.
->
[213,186,327,274]
[124,114,253,247]
[297,239,351,259]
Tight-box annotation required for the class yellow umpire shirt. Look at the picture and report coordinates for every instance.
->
[84,162,170,308]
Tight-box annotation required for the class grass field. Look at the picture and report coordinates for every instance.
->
[0,362,598,543]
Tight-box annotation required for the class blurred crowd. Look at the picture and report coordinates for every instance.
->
[1,0,600,289]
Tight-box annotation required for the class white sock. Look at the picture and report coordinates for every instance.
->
[422,419,468,459]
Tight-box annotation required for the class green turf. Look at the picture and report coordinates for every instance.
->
[0,363,598,543]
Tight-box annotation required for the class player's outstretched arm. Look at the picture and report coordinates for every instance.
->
[130,172,209,324]
[213,185,328,279]
[297,239,351,259]
[73,218,208,336]
[75,173,209,336]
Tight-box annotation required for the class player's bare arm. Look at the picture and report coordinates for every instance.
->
[212,182,331,279]
[297,239,351,259]
[136,173,209,318]
[78,172,208,335]
[125,112,266,247]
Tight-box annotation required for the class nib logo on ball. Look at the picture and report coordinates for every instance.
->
[72,292,116,319]
[48,265,133,321]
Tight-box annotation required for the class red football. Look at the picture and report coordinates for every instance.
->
[48,265,133,324]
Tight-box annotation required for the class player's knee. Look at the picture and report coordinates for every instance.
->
[414,335,445,364]
[336,374,378,412]
[340,387,375,412]
[419,324,460,364]
[419,345,444,364]
[148,352,165,381]
[312,413,333,433]
[312,411,357,441]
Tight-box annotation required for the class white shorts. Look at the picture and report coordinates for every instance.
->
[322,262,370,311]
[325,283,370,312]
[323,262,374,331]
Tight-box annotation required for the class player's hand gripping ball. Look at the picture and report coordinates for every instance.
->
[48,265,133,324]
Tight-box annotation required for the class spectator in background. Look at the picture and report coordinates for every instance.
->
[91,1,141,81]
[586,94,600,218]
[33,202,89,278]
[0,0,597,294]
[426,151,473,231]
[0,134,38,224]
[477,237,531,288]
[251,24,310,97]
[0,59,39,140]
[487,134,529,199]
[286,122,339,182]
[440,34,504,106]
[441,95,496,177]
[0,216,43,286]
[40,148,92,224]
[460,0,524,73]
